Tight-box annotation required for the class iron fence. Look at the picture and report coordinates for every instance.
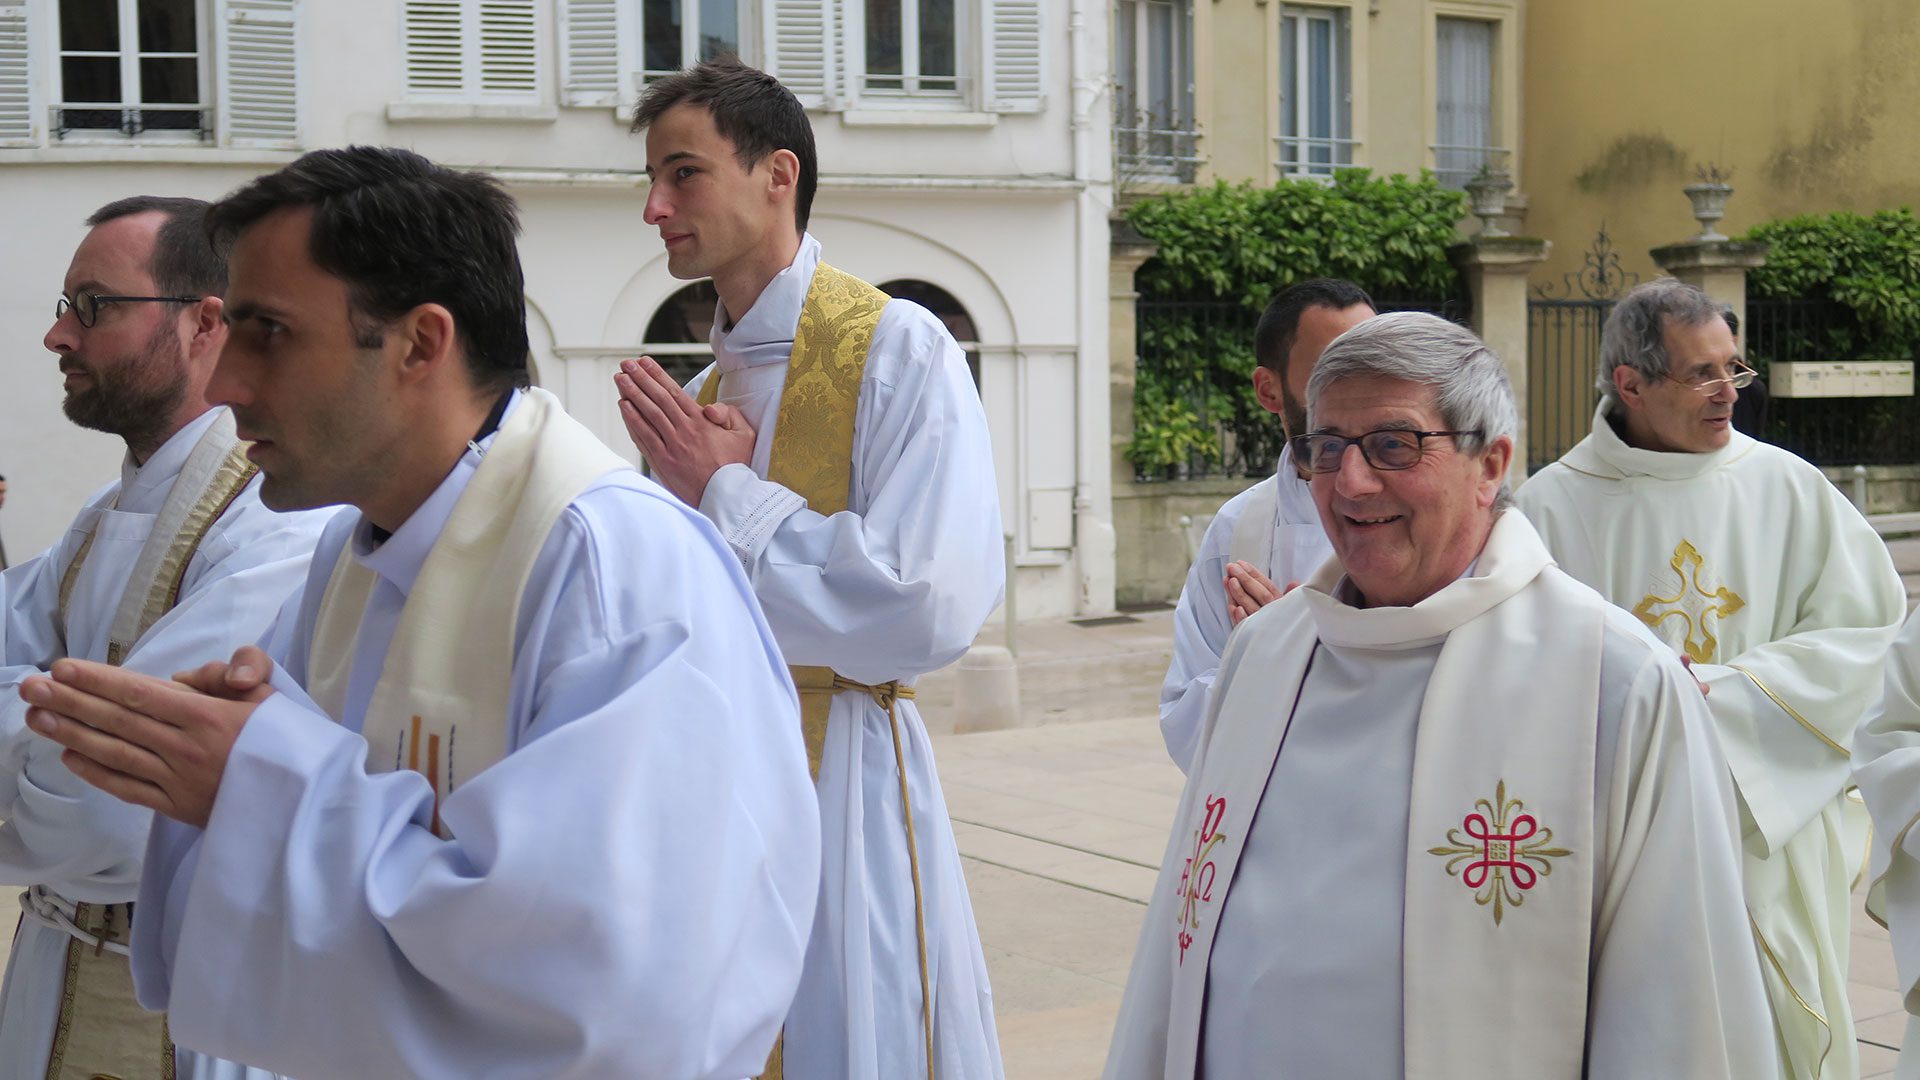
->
[1525,300,1610,472]
[1133,296,1470,481]
[1745,297,1920,466]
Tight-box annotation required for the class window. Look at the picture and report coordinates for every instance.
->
[1113,0,1195,181]
[1433,16,1499,188]
[865,0,962,96]
[404,0,540,102]
[880,279,980,387]
[639,0,743,83]
[56,0,206,139]
[1277,5,1353,179]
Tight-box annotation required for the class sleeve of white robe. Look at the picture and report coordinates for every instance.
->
[1586,639,1779,1079]
[128,487,822,1080]
[1693,483,1905,853]
[1159,507,1237,773]
[0,492,324,893]
[1854,607,1920,1016]
[696,304,1004,681]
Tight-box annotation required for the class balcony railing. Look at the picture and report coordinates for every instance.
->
[53,105,212,141]
[1116,125,1203,183]
[1273,135,1362,179]
[1430,143,1509,189]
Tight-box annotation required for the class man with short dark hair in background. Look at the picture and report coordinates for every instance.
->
[1158,278,1374,771]
[0,196,330,1079]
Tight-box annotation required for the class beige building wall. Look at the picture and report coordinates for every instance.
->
[1522,0,1920,290]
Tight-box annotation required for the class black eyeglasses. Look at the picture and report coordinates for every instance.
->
[56,292,203,329]
[1290,428,1483,473]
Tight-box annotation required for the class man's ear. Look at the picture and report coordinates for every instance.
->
[393,303,458,382]
[1252,366,1287,420]
[185,296,226,364]
[1611,364,1647,410]
[765,148,800,208]
[1479,434,1515,507]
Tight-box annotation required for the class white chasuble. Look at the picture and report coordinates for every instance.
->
[1104,511,1777,1080]
[1160,445,1334,771]
[128,390,821,1079]
[1517,402,1906,1080]
[690,233,1005,1080]
[1857,610,1920,1080]
[0,406,331,1080]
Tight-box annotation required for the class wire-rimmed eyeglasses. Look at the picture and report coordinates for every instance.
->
[56,292,203,329]
[1662,362,1758,397]
[1290,428,1483,473]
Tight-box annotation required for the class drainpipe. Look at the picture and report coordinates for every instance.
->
[1068,0,1119,616]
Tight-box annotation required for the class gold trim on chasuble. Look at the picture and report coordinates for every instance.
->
[700,264,936,1080]
[1631,539,1745,664]
[1426,780,1571,926]
[46,447,251,1080]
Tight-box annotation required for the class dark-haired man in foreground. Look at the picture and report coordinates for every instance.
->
[0,196,328,1080]
[1160,278,1373,771]
[25,147,820,1079]
[618,59,1005,1080]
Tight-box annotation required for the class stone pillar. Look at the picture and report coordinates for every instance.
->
[1648,239,1769,334]
[1109,218,1159,488]
[1449,236,1551,483]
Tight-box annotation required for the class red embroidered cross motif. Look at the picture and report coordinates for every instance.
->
[1174,795,1228,964]
[1427,780,1570,925]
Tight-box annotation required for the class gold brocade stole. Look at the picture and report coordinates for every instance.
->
[702,264,936,1080]
[46,442,254,1080]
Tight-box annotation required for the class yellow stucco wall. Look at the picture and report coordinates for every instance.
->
[1522,0,1920,290]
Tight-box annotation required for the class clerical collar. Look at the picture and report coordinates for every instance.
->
[709,232,822,373]
[367,388,515,546]
[1569,400,1759,482]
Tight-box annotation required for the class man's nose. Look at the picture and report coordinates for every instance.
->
[643,186,670,226]
[1333,443,1383,496]
[44,306,80,355]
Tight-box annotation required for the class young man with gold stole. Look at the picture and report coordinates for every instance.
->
[22,147,822,1078]
[2,195,330,1080]
[619,59,1006,1080]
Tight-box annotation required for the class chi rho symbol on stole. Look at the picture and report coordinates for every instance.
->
[1175,795,1227,964]
[1427,781,1570,926]
[1631,539,1745,664]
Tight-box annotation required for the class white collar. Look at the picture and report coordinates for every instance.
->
[1307,512,1546,649]
[118,407,224,508]
[709,232,823,374]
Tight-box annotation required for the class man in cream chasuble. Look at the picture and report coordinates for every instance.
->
[1517,280,1905,1080]
[1106,313,1774,1080]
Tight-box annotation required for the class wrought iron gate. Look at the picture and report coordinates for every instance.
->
[1526,228,1638,471]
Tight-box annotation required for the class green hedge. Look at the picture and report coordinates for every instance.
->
[1744,208,1920,360]
[1124,171,1468,474]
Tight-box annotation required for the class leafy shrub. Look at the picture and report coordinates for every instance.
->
[1745,208,1920,360]
[1124,171,1468,474]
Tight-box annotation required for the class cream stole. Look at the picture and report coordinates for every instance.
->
[1164,511,1602,1079]
[306,388,631,838]
[57,408,257,665]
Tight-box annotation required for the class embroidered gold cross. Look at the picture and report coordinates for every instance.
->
[1632,540,1745,664]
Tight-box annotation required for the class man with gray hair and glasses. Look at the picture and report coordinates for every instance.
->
[1106,311,1775,1079]
[1517,277,1903,1080]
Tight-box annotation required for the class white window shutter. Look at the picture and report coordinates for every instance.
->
[560,0,621,107]
[985,0,1043,112]
[478,0,538,97]
[220,0,299,146]
[405,0,468,96]
[767,0,842,108]
[0,0,30,147]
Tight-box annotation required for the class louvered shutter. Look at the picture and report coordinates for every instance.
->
[560,0,622,107]
[405,0,467,96]
[767,0,842,108]
[0,0,29,146]
[220,0,299,145]
[477,0,537,97]
[985,0,1042,112]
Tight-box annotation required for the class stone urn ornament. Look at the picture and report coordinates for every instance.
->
[1464,166,1514,238]
[1684,163,1735,241]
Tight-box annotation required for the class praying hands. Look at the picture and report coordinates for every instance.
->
[1224,560,1298,626]
[20,645,277,829]
[614,355,757,507]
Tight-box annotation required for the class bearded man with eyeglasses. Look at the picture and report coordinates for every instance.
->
[0,196,332,1080]
[1516,277,1904,1080]
[1105,312,1775,1079]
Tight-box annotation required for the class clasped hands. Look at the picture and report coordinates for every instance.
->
[614,356,757,507]
[20,646,277,828]
[1225,561,1299,626]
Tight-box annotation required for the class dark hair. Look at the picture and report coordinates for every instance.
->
[1720,304,1739,338]
[1253,278,1376,377]
[86,196,227,298]
[631,58,818,233]
[207,147,530,393]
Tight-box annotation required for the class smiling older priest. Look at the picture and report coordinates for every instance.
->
[1515,279,1905,1080]
[20,147,821,1079]
[1104,312,1776,1080]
